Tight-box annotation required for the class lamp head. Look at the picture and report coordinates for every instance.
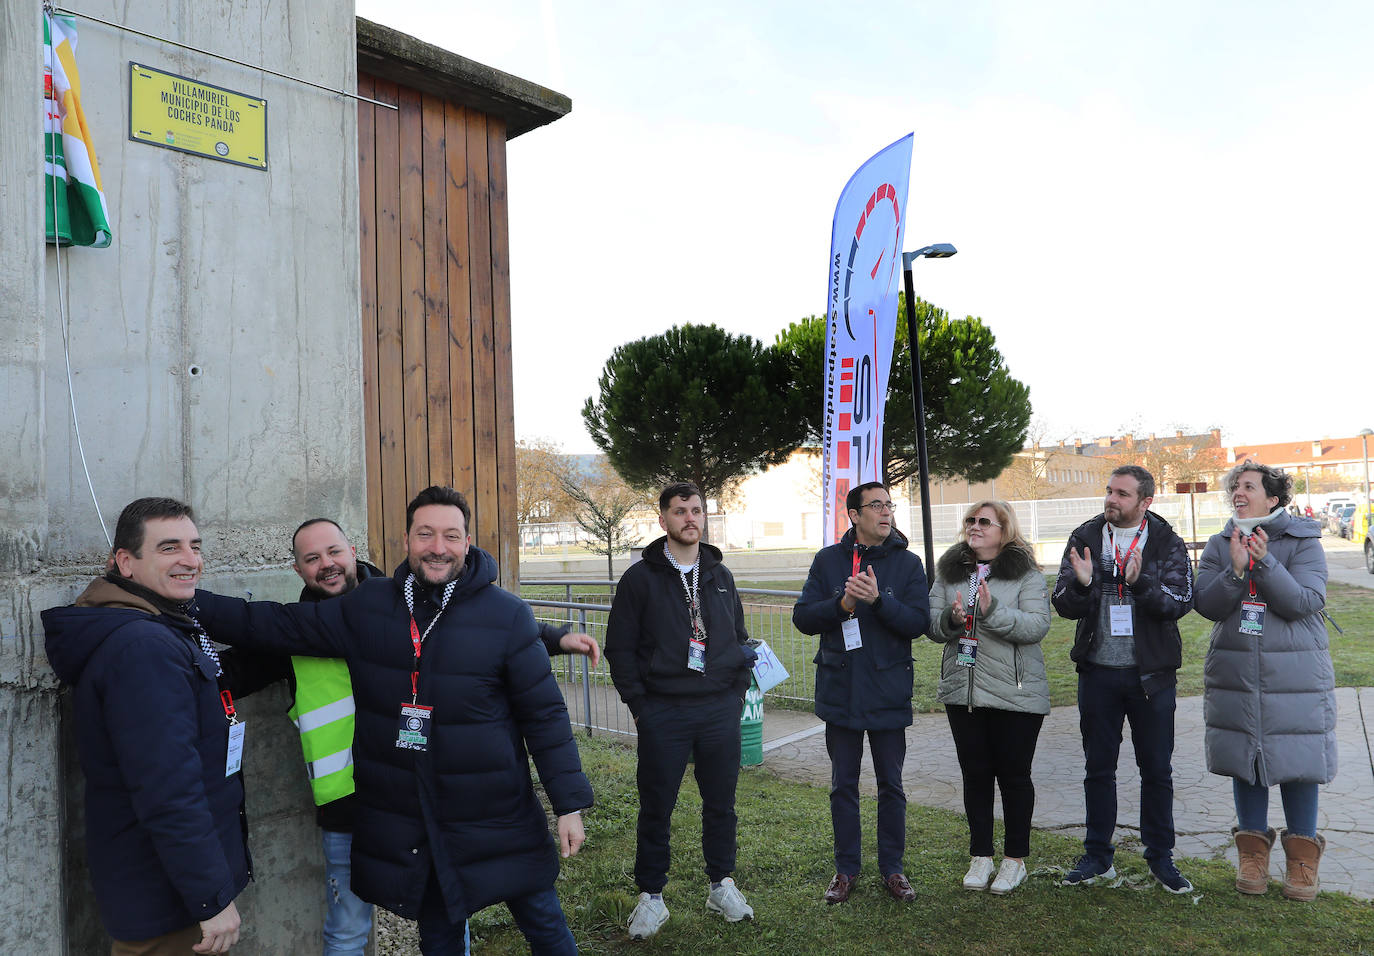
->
[903,243,958,268]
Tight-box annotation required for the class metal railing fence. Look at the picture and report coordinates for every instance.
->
[523,580,810,738]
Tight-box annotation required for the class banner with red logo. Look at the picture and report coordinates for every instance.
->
[821,135,912,545]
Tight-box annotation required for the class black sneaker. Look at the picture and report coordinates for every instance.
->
[1149,857,1193,894]
[1060,855,1116,886]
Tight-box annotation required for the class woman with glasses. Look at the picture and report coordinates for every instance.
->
[927,500,1050,895]
[1196,461,1334,901]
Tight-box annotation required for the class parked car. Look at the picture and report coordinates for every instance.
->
[1366,531,1374,573]
[1335,503,1358,539]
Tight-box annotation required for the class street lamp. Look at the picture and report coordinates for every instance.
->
[1360,428,1373,535]
[902,243,957,573]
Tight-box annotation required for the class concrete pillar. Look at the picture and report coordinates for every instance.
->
[3,1,363,951]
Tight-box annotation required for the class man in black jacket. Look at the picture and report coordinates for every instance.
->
[42,497,247,953]
[193,487,593,955]
[286,518,599,956]
[1052,465,1194,893]
[605,482,757,940]
[792,481,928,905]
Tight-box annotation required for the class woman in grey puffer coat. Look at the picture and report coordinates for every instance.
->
[928,500,1050,896]
[1196,461,1334,902]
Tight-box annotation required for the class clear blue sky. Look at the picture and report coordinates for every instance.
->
[357,0,1372,454]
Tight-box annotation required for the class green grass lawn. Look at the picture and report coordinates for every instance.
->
[438,735,1373,955]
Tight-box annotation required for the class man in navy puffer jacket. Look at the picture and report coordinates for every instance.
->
[192,486,593,955]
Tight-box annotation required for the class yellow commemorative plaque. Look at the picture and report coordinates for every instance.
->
[129,62,267,169]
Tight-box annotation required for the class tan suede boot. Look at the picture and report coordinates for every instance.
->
[1279,829,1325,902]
[1232,827,1276,894]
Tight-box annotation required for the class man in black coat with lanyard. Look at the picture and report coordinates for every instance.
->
[193,486,593,955]
[792,481,929,905]
[1052,465,1195,894]
[605,481,757,940]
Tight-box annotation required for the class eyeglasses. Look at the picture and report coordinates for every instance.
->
[963,516,1002,528]
[859,501,895,514]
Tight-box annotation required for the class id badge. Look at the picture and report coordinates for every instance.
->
[1109,603,1134,637]
[225,720,245,777]
[957,636,978,668]
[841,617,863,651]
[396,702,433,751]
[687,637,707,673]
[1239,600,1266,637]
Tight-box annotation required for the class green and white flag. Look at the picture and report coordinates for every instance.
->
[45,12,112,247]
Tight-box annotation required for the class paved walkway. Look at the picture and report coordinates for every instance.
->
[761,538,1374,900]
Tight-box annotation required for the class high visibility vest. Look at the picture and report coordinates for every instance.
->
[287,656,355,806]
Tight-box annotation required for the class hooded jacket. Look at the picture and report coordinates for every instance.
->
[927,541,1051,715]
[1051,510,1193,694]
[41,578,251,941]
[1195,511,1336,785]
[791,527,929,730]
[190,546,593,925]
[605,537,755,718]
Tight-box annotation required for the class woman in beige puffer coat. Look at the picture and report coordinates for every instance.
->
[928,500,1050,896]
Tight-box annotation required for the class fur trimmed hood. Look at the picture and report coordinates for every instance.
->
[935,541,1039,584]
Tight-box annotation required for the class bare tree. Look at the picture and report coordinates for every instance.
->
[555,458,645,580]
[516,437,577,524]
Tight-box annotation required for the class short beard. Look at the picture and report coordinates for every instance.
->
[666,526,700,547]
[308,568,358,598]
[409,555,463,587]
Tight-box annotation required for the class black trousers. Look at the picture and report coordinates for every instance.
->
[826,724,908,877]
[634,691,742,893]
[945,705,1044,858]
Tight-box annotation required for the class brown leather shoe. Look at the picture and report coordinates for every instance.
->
[884,872,916,902]
[823,873,856,904]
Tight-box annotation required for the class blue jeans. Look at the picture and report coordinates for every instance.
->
[321,829,373,956]
[1233,779,1319,837]
[1077,667,1177,864]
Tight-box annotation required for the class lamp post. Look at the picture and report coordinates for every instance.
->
[902,242,957,573]
[1360,428,1373,535]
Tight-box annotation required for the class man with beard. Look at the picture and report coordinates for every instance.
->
[193,487,593,955]
[286,518,599,955]
[605,482,757,940]
[1052,465,1195,893]
[792,481,928,905]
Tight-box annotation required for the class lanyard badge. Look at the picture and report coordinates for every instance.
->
[957,565,990,668]
[221,690,245,777]
[674,561,708,673]
[396,575,455,752]
[1239,555,1265,636]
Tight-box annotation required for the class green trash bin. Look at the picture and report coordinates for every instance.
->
[740,678,764,767]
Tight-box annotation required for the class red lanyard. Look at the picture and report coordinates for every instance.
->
[408,616,424,701]
[852,545,862,577]
[1247,556,1257,598]
[219,689,237,723]
[1111,519,1146,598]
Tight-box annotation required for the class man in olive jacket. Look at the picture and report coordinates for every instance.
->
[792,481,929,905]
[1052,465,1194,893]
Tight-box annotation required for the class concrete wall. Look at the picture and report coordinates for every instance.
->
[2,1,362,951]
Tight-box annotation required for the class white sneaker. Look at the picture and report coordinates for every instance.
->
[989,857,1027,895]
[627,893,669,939]
[963,855,995,891]
[706,877,754,922]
